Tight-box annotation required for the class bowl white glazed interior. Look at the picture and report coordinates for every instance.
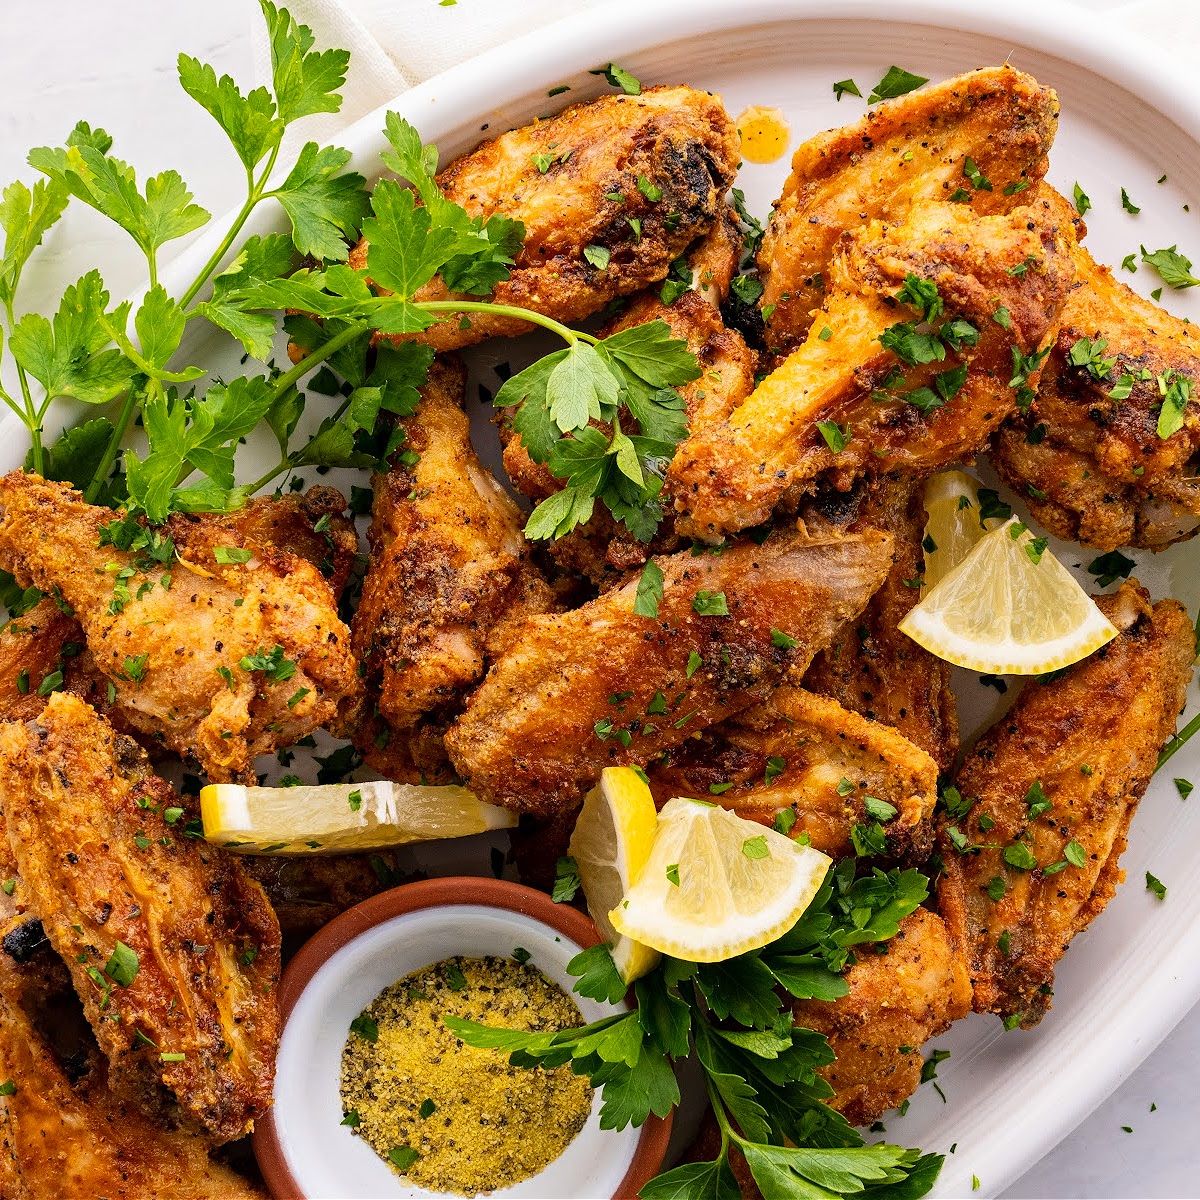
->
[273,903,639,1199]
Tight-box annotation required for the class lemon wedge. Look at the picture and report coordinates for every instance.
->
[900,516,1119,675]
[920,469,1002,593]
[200,780,515,853]
[568,767,662,985]
[607,797,830,963]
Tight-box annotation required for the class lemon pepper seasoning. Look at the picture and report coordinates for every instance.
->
[340,955,593,1194]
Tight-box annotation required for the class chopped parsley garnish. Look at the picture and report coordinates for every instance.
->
[1140,244,1200,289]
[770,628,798,649]
[665,863,680,887]
[1072,182,1092,216]
[552,855,581,903]
[816,419,851,453]
[214,545,252,565]
[583,244,610,271]
[104,941,139,987]
[692,590,729,617]
[1145,871,1167,900]
[867,66,928,104]
[1120,187,1140,215]
[634,560,664,618]
[1002,842,1038,871]
[962,157,992,191]
[592,63,641,95]
[832,78,862,101]
[1087,550,1135,587]
[238,643,297,683]
[1174,777,1193,800]
[388,1146,421,1171]
[1156,369,1193,438]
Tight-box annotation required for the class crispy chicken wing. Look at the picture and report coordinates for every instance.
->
[354,86,740,352]
[0,948,265,1199]
[792,908,971,1126]
[0,473,360,782]
[759,66,1059,355]
[992,228,1200,549]
[803,476,959,772]
[669,200,1075,541]
[0,694,281,1141]
[647,687,938,861]
[937,583,1194,1027]
[349,358,554,777]
[445,528,893,815]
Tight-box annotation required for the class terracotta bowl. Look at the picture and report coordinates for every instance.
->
[253,876,673,1199]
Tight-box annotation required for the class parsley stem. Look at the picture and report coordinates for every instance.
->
[3,298,41,475]
[1158,708,1200,770]
[178,147,281,311]
[268,320,370,403]
[416,300,597,346]
[85,383,142,503]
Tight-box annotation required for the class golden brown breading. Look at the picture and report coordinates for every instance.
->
[937,583,1194,1028]
[647,687,938,862]
[0,694,281,1142]
[992,229,1200,549]
[0,473,360,782]
[792,909,972,1126]
[188,485,360,600]
[0,949,265,1200]
[355,86,740,352]
[669,200,1076,541]
[0,599,105,725]
[759,66,1059,355]
[803,476,959,773]
[349,358,555,771]
[445,528,894,816]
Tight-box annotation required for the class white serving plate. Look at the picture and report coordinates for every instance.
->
[8,2,1199,1196]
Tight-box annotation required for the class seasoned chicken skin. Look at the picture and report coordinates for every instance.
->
[356,86,740,352]
[0,473,360,782]
[648,687,938,862]
[937,583,1195,1027]
[350,357,554,775]
[669,200,1076,541]
[0,949,266,1199]
[759,66,1059,355]
[792,909,971,1126]
[804,476,959,773]
[993,230,1200,549]
[0,694,282,1142]
[446,528,893,815]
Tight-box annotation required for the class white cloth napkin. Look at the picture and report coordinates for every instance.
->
[253,0,1200,138]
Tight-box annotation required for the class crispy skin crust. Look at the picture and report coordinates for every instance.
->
[648,687,938,862]
[759,67,1059,355]
[349,358,555,771]
[445,528,893,815]
[937,584,1195,1027]
[355,86,740,352]
[669,200,1075,541]
[0,951,265,1200]
[803,476,959,772]
[192,486,360,600]
[792,909,972,1126]
[992,224,1200,549]
[0,694,282,1142]
[0,474,360,782]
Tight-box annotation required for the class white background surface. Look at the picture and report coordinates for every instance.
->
[1,2,1197,1196]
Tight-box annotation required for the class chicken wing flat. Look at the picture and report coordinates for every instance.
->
[0,949,265,1200]
[353,86,740,353]
[0,694,281,1141]
[937,582,1194,1028]
[350,357,554,775]
[992,233,1200,549]
[758,66,1059,356]
[669,200,1076,542]
[647,687,938,862]
[791,909,971,1126]
[445,528,893,815]
[0,473,360,781]
[803,476,959,773]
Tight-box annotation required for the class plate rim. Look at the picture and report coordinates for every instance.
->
[108,1,1200,1195]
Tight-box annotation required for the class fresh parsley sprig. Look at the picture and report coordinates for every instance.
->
[448,862,938,1200]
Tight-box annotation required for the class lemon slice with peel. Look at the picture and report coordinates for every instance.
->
[200,780,515,854]
[920,469,1003,593]
[568,767,662,985]
[607,797,830,963]
[901,516,1119,675]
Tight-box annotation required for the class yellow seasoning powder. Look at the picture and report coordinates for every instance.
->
[339,955,593,1195]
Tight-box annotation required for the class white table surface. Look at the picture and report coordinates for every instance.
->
[1,2,1196,1196]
